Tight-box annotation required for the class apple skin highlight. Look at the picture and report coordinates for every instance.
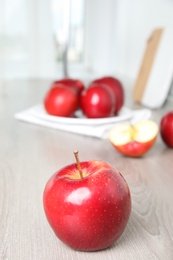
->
[44,84,79,117]
[43,160,131,252]
[92,76,124,114]
[80,83,116,118]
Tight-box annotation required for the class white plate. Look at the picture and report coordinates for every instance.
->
[30,104,133,126]
[15,105,151,139]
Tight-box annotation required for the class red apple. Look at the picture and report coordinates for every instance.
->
[44,83,79,117]
[53,78,85,94]
[43,151,131,252]
[92,76,124,114]
[109,120,158,157]
[80,83,116,118]
[160,111,173,147]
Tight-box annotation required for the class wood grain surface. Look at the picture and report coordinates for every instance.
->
[0,79,173,260]
[133,28,163,102]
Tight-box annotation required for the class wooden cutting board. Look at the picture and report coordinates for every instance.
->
[133,28,173,108]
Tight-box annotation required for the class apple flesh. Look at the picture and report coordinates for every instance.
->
[92,76,124,114]
[43,151,131,251]
[44,84,79,117]
[109,120,158,157]
[160,112,173,147]
[80,83,116,118]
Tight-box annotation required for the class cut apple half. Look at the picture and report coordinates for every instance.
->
[109,120,158,157]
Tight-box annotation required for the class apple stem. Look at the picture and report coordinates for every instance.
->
[74,150,83,179]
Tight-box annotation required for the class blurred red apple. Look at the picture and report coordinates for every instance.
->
[44,83,79,117]
[109,120,158,157]
[160,112,173,147]
[53,78,85,94]
[92,76,124,114]
[43,151,131,251]
[80,83,115,118]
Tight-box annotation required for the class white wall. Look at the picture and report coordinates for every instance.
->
[84,0,118,76]
[1,0,173,85]
[85,0,173,84]
[121,0,173,80]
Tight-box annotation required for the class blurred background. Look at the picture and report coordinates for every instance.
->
[0,0,173,97]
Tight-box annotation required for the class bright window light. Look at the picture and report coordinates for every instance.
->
[51,0,85,62]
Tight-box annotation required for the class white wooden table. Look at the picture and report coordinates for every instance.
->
[0,79,173,260]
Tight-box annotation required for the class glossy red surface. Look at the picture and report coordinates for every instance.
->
[160,112,173,147]
[44,84,79,117]
[80,83,115,118]
[43,161,131,251]
[92,76,124,114]
[111,137,157,157]
[53,78,85,94]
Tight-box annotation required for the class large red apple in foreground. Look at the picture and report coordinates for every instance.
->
[109,120,158,157]
[43,151,131,251]
[92,76,124,114]
[160,111,173,147]
[80,83,115,118]
[44,84,79,117]
[53,78,85,94]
